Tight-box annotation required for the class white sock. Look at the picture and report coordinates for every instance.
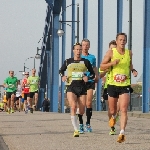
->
[112,114,116,119]
[120,129,125,135]
[71,116,78,131]
[76,108,80,114]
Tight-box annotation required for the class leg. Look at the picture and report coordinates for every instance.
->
[67,92,79,137]
[34,92,38,110]
[10,93,15,113]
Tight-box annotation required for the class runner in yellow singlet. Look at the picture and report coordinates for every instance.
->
[100,33,138,143]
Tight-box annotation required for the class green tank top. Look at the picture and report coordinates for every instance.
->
[67,62,87,85]
[108,48,130,86]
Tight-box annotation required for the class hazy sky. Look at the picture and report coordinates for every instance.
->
[0,0,143,86]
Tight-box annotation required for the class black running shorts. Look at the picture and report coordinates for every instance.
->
[66,85,87,97]
[86,82,95,90]
[107,85,130,98]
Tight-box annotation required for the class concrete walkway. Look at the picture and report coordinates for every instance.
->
[0,111,150,150]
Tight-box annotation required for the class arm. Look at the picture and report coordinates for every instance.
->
[99,70,107,79]
[86,60,95,80]
[100,50,120,71]
[3,78,8,88]
[93,67,99,83]
[129,50,138,77]
[59,59,68,82]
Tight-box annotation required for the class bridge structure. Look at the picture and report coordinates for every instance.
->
[37,0,150,113]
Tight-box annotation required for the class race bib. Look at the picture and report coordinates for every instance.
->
[72,72,83,80]
[8,84,14,88]
[114,74,127,82]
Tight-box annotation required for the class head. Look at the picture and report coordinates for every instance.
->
[81,38,90,53]
[109,40,117,49]
[9,71,14,77]
[24,72,29,78]
[116,33,127,49]
[32,69,36,75]
[73,43,82,58]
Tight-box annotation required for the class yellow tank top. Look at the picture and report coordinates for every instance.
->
[108,48,130,86]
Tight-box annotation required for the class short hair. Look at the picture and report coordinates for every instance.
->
[116,33,127,41]
[9,71,14,73]
[81,38,90,45]
[72,42,82,50]
[109,40,116,47]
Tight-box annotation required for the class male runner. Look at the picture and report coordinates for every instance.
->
[77,39,98,133]
[100,33,138,143]
[4,71,18,114]
[22,72,30,113]
[59,43,95,137]
[27,69,40,113]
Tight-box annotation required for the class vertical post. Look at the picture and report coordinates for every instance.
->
[46,50,50,100]
[71,0,75,57]
[142,0,150,113]
[77,4,79,43]
[51,14,59,112]
[34,58,35,69]
[24,63,25,72]
[117,0,123,33]
[61,0,66,113]
[96,0,103,111]
[39,88,45,110]
[83,0,88,39]
[128,0,132,111]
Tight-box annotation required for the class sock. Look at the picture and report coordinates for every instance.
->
[120,129,125,135]
[76,108,80,114]
[78,114,83,124]
[112,114,116,119]
[71,116,78,131]
[86,108,92,125]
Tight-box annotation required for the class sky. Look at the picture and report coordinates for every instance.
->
[0,0,143,87]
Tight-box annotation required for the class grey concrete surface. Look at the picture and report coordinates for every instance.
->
[0,111,150,150]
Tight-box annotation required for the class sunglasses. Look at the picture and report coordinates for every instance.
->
[25,74,29,75]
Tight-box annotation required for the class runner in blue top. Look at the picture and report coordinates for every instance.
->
[77,38,99,133]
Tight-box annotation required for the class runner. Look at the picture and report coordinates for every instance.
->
[100,33,138,143]
[15,80,22,112]
[22,72,30,113]
[27,69,40,113]
[59,42,95,137]
[77,38,98,133]
[2,90,7,112]
[3,71,18,114]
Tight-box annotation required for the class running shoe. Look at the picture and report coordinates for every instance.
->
[109,129,116,135]
[11,108,14,113]
[30,108,33,113]
[79,124,84,134]
[109,117,116,127]
[73,130,79,137]
[117,134,125,143]
[7,108,10,114]
[85,124,92,132]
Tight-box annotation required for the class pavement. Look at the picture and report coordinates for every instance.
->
[0,111,150,150]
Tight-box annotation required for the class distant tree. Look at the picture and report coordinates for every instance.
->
[132,84,142,94]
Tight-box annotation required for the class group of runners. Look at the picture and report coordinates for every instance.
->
[59,33,138,143]
[2,68,40,114]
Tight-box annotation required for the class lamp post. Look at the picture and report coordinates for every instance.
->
[57,3,80,43]
[24,57,36,72]
[35,47,42,59]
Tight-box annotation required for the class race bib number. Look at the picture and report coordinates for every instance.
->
[72,72,83,80]
[114,74,127,82]
[8,84,14,88]
[31,80,37,84]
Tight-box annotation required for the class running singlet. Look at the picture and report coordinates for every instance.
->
[108,48,130,86]
[16,85,22,97]
[59,58,95,86]
[81,54,96,82]
[4,77,18,92]
[27,76,40,92]
[22,78,29,93]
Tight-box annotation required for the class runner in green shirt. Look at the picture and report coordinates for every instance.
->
[3,70,18,114]
[27,68,40,113]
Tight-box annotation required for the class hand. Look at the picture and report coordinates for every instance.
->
[62,76,67,82]
[132,70,138,77]
[83,76,88,82]
[94,76,99,83]
[111,59,120,66]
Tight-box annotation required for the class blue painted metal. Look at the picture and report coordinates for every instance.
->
[96,0,103,111]
[71,0,76,57]
[51,14,60,112]
[39,88,45,110]
[142,0,150,113]
[117,0,123,33]
[83,0,88,38]
[60,0,66,113]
